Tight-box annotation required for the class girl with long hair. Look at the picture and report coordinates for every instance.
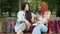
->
[14,3,35,34]
[32,1,51,34]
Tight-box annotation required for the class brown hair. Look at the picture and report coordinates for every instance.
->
[38,1,48,15]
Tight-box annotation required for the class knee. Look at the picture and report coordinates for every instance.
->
[17,29,23,34]
[42,27,48,32]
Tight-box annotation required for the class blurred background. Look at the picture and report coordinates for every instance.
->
[0,0,60,32]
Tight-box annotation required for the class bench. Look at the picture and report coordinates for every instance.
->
[2,17,60,34]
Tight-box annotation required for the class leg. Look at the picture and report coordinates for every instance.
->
[32,25,41,34]
[17,30,23,34]
[40,24,48,32]
[17,23,26,34]
[32,24,48,34]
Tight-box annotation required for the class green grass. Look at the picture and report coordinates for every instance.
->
[0,18,3,32]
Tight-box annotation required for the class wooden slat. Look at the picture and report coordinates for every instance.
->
[0,32,59,34]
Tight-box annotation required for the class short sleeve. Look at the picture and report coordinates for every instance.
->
[17,11,23,21]
[31,13,36,17]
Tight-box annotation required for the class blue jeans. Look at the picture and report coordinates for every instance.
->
[32,24,48,34]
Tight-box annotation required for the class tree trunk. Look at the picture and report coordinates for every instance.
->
[19,0,21,10]
[1,10,3,16]
[9,11,11,17]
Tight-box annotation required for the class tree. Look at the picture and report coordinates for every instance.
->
[1,0,19,17]
[29,0,42,13]
[56,0,60,17]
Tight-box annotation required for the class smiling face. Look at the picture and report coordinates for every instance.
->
[25,4,29,12]
[38,4,43,12]
[38,4,41,11]
[38,2,48,15]
[21,3,30,12]
[38,3,43,15]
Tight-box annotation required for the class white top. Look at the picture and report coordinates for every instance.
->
[17,10,36,22]
[37,10,51,24]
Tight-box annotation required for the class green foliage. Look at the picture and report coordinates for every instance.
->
[1,0,19,17]
[29,0,42,13]
[29,0,57,13]
[57,0,60,11]
[0,0,58,16]
[43,0,56,12]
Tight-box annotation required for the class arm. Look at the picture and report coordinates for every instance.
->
[31,17,35,23]
[17,11,25,22]
[31,13,36,23]
[17,12,31,26]
[42,11,51,26]
[35,11,51,24]
[24,19,31,26]
[17,11,31,26]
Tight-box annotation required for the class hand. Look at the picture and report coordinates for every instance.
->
[36,20,40,24]
[36,20,43,24]
[25,20,31,26]
[26,22,31,27]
